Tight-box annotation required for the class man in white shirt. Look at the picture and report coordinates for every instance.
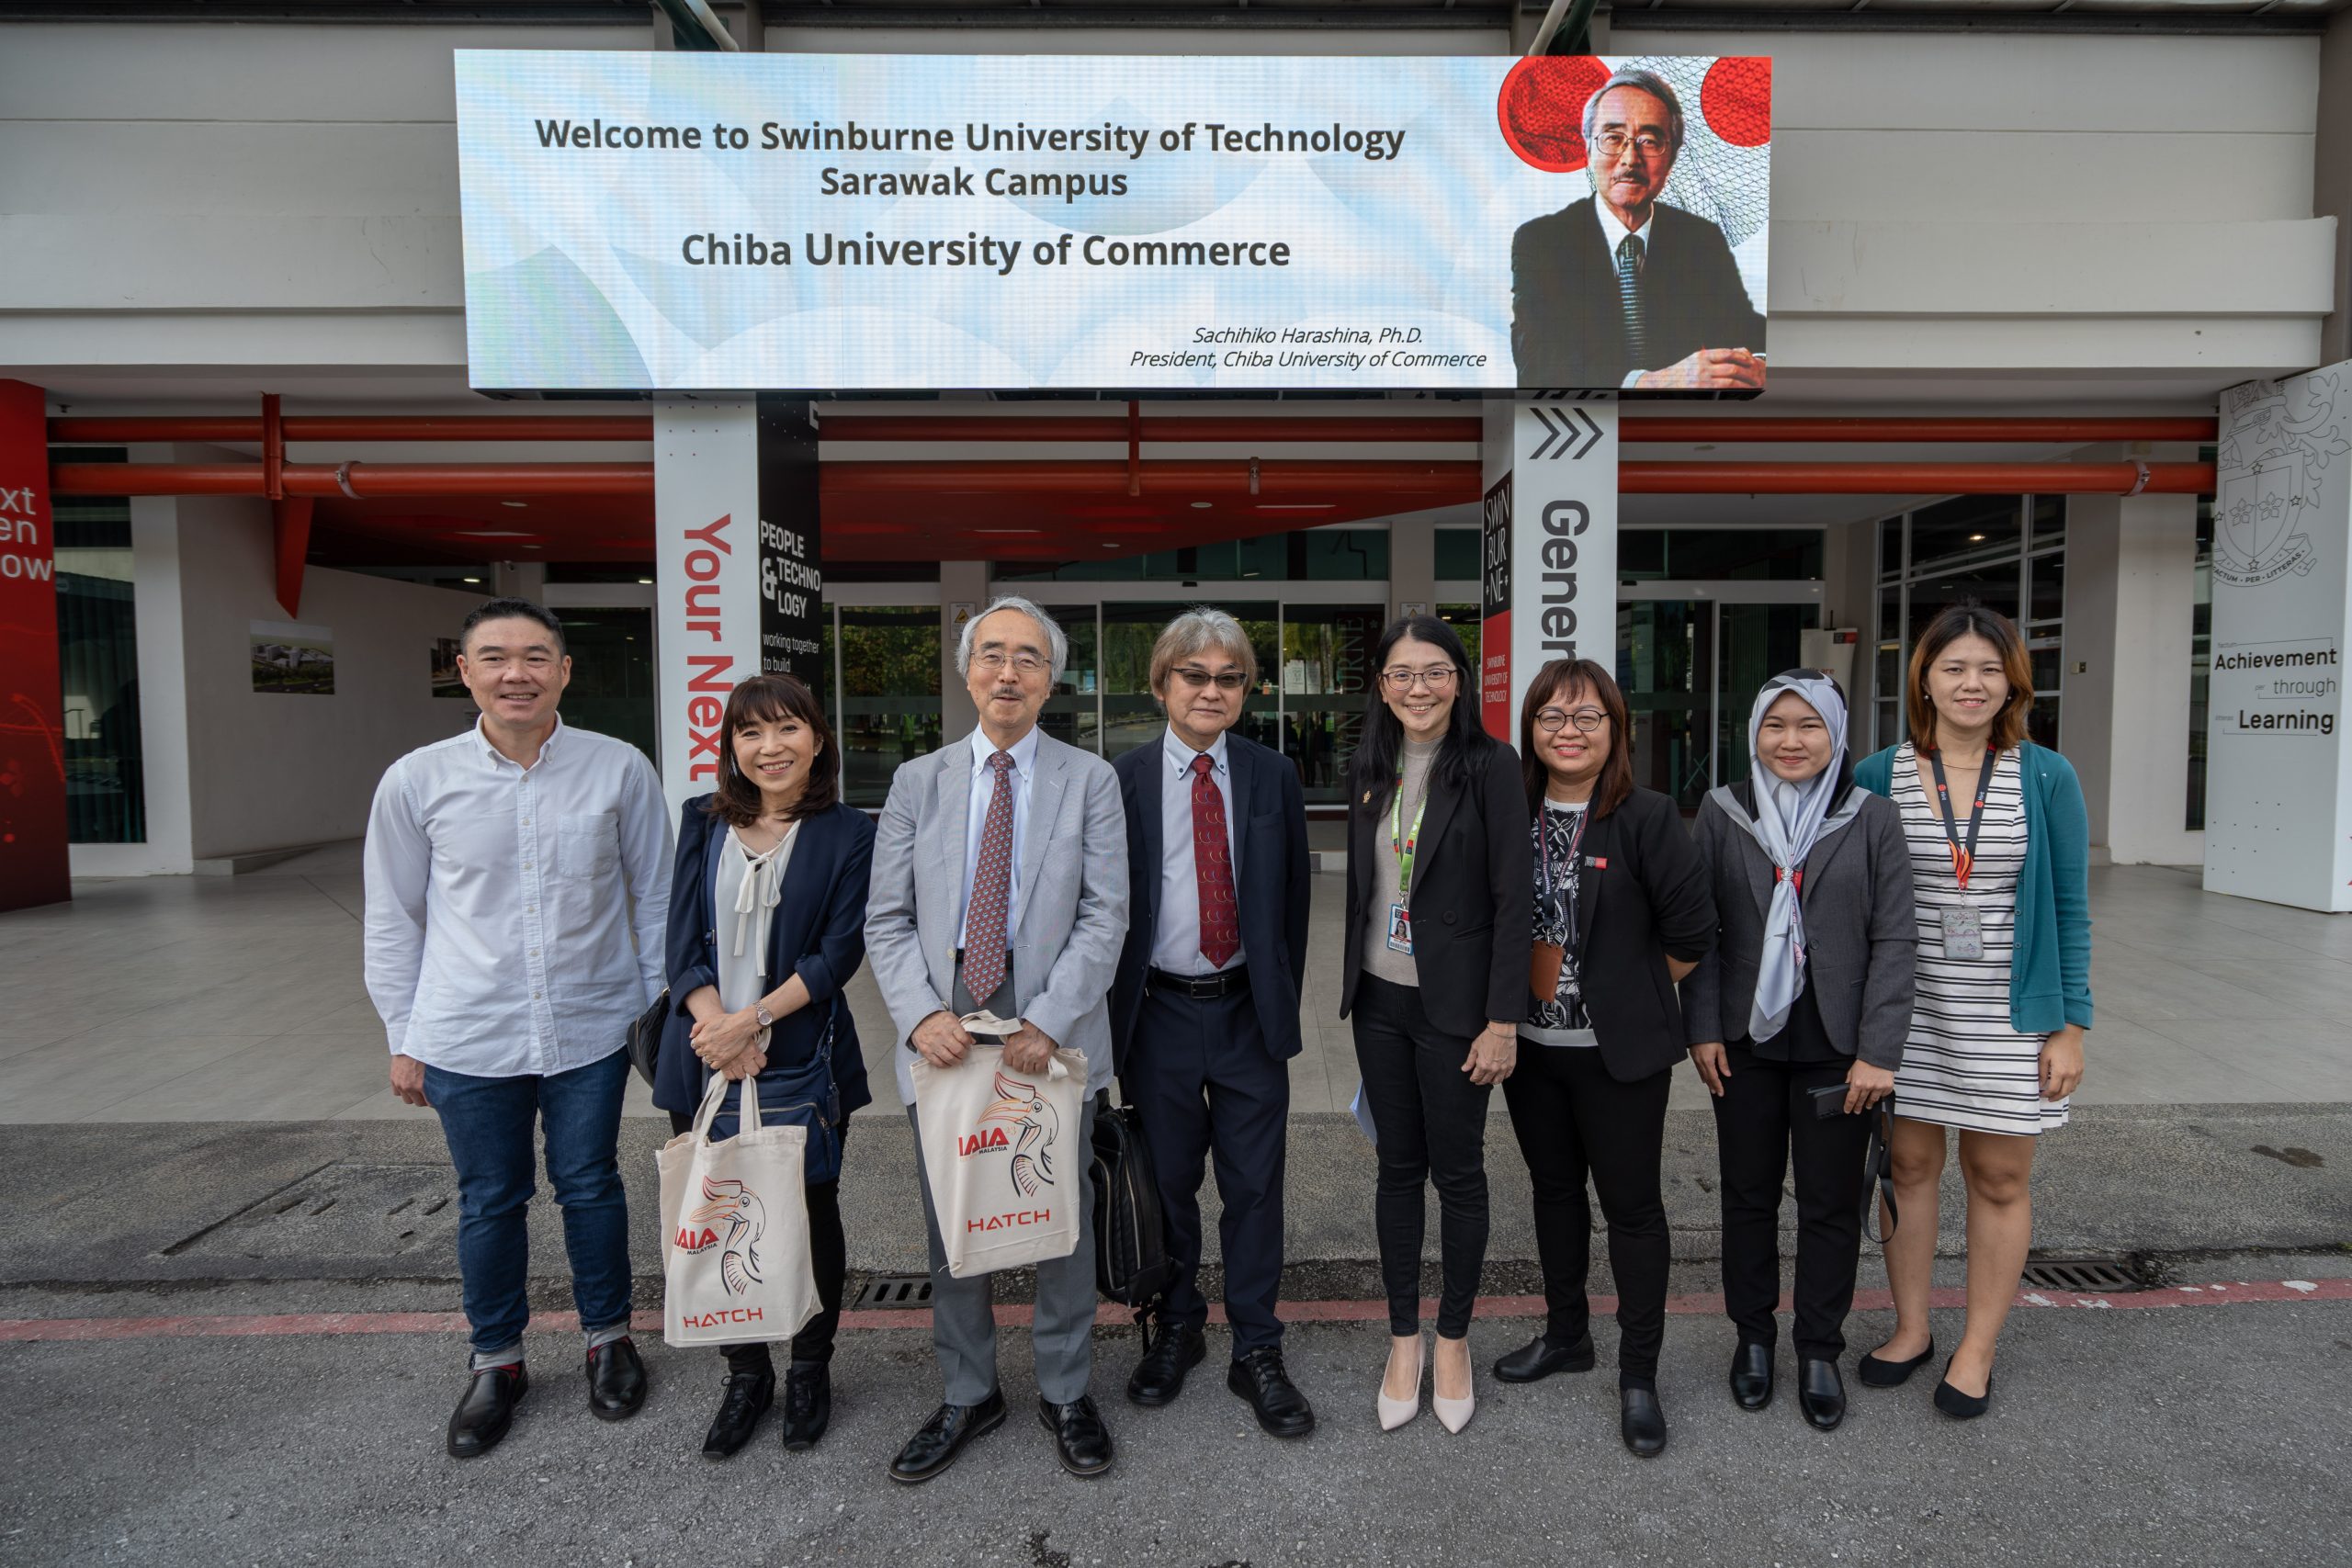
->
[363,597,673,1459]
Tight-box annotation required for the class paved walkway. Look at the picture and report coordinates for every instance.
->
[2,846,2345,1123]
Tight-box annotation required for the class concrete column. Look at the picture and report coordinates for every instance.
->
[939,561,988,739]
[1388,513,1436,622]
[1823,515,1880,755]
[491,561,546,603]
[2318,8,2351,367]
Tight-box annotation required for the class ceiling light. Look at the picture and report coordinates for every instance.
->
[1190,501,1212,510]
[501,501,527,509]
[462,576,482,584]
[637,577,653,585]
[1259,503,1335,511]
[975,528,1044,535]
[1969,533,1986,542]
[455,529,531,538]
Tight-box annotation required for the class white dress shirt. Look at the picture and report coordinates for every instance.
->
[363,716,673,1078]
[956,724,1040,950]
[1152,727,1243,977]
[1592,200,1658,387]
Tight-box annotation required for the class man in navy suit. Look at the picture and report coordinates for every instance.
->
[1510,67,1766,393]
[1109,609,1316,1438]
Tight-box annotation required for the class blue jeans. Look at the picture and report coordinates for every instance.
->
[424,1047,633,1356]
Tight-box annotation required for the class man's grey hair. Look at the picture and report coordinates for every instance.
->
[1150,607,1260,694]
[1581,66,1686,157]
[956,593,1069,682]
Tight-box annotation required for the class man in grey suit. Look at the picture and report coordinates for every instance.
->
[865,595,1130,1483]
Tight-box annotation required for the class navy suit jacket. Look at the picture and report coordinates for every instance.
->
[1510,196,1766,389]
[1109,732,1311,1076]
[654,796,875,1122]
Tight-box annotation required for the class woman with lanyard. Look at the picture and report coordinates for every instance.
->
[1853,604,2090,1419]
[1491,658,1714,1458]
[655,673,876,1459]
[1685,671,1914,1433]
[1340,615,1530,1435]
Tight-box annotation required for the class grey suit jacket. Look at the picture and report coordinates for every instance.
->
[1681,779,1917,1070]
[865,729,1130,1104]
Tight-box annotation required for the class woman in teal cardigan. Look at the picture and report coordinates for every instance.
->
[1851,604,2090,1421]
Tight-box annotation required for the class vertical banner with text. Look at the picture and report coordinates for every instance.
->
[755,397,824,686]
[1479,400,1619,742]
[655,398,763,814]
[0,380,68,911]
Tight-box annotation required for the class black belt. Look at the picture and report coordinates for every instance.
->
[1148,965,1250,1000]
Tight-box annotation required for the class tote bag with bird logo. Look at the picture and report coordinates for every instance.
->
[911,1044,1088,1280]
[658,1068,820,1348]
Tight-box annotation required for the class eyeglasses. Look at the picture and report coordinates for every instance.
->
[1535,706,1608,735]
[972,650,1048,676]
[1380,666,1457,693]
[1171,667,1248,692]
[1591,130,1670,162]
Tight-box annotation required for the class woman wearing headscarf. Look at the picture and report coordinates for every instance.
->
[1684,671,1915,1432]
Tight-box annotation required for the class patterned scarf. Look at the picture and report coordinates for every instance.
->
[1746,672,1849,1042]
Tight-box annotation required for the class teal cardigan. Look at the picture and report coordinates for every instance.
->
[1854,740,2093,1035]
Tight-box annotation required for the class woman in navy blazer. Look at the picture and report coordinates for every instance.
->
[657,673,875,1461]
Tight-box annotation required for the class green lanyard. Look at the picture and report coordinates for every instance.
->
[1390,769,1428,900]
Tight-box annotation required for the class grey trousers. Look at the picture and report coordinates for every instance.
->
[905,954,1099,1406]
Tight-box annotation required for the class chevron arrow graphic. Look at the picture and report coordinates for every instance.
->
[1571,407,1604,460]
[1528,405,1564,460]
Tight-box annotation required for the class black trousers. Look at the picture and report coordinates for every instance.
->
[1710,1043,1872,1359]
[667,1111,848,1373]
[1123,979,1291,1351]
[1351,975,1491,1339]
[1501,1044,1671,1387]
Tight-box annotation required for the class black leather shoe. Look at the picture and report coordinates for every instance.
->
[585,1337,647,1422]
[1798,1358,1847,1431]
[1227,1347,1317,1438]
[1619,1385,1668,1459]
[1125,1323,1206,1407]
[701,1368,775,1459]
[779,1361,832,1451]
[1038,1394,1114,1477]
[1729,1342,1774,1411]
[1492,1332,1597,1384]
[1858,1338,1935,1388]
[1932,1361,1994,1420]
[888,1391,1007,1484]
[447,1364,527,1459]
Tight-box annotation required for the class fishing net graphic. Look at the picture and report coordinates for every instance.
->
[1498,54,1770,249]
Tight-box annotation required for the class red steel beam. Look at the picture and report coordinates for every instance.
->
[47,415,657,444]
[1621,461,2215,495]
[50,461,656,498]
[1617,417,2219,445]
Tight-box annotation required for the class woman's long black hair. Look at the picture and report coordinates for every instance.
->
[1346,614,1497,812]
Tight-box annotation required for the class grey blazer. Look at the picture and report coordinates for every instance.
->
[1681,776,1917,1070]
[865,729,1131,1104]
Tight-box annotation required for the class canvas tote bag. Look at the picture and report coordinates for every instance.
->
[911,1044,1089,1280]
[658,1069,820,1348]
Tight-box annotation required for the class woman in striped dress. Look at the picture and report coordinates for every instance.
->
[1852,604,2092,1420]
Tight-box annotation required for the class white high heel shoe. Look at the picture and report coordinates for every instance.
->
[1432,1337,1476,1433]
[1377,1334,1426,1431]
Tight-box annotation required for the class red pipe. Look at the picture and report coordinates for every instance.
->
[48,415,658,444]
[1617,417,2218,445]
[50,461,655,498]
[821,459,1476,496]
[1621,461,2214,495]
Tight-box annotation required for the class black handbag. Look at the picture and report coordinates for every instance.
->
[1090,1096,1179,1337]
[625,987,670,1088]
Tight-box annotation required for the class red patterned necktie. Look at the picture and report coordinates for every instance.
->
[963,750,1016,1002]
[1191,752,1238,969]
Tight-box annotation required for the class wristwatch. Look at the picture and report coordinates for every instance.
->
[754,1003,775,1028]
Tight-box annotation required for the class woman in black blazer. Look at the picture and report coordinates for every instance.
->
[1684,671,1912,1434]
[657,673,875,1461]
[1494,659,1715,1458]
[1340,615,1532,1436]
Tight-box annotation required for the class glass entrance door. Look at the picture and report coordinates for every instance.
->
[1616,590,1821,809]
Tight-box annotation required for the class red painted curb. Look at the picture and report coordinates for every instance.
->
[0,1277,2342,1345]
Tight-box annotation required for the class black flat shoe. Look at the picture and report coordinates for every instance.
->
[888,1391,1007,1484]
[1619,1385,1668,1459]
[1729,1342,1774,1411]
[779,1361,832,1451]
[701,1368,774,1459]
[586,1337,647,1422]
[1858,1338,1935,1388]
[447,1364,527,1459]
[1797,1358,1847,1431]
[1038,1394,1114,1477]
[1932,1361,1994,1420]
[1227,1346,1317,1438]
[1492,1332,1597,1384]
[1125,1323,1206,1407]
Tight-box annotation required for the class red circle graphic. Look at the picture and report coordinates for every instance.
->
[1701,57,1772,149]
[1497,54,1612,173]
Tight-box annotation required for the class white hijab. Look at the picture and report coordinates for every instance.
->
[1746,671,1849,1043]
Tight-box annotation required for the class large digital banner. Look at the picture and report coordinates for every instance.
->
[455,51,1770,393]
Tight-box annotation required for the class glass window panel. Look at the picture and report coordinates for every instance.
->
[1714,604,1821,795]
[1617,530,1667,580]
[1879,515,1904,581]
[1031,604,1100,755]
[838,604,944,807]
[1433,527,1482,581]
[1659,528,1825,581]
[1876,582,1903,705]
[1876,699,1903,752]
[1910,495,2021,574]
[2032,494,2065,542]
[1438,604,1481,671]
[1098,601,1280,763]
[2029,644,2064,696]
[2029,694,2061,750]
[1906,562,2021,631]
[2188,480,2214,830]
[1618,600,1712,810]
[553,609,658,769]
[53,488,145,844]
[1280,604,1384,805]
[1295,528,1388,581]
[2028,551,2065,626]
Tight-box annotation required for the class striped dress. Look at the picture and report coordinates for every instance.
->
[1891,743,2068,1135]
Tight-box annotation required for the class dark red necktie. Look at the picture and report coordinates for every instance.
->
[1191,753,1238,968]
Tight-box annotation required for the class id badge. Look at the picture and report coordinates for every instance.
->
[1385,901,1414,955]
[1939,903,1984,962]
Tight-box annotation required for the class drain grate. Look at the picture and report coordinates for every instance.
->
[852,1273,934,1310]
[2021,1255,2150,1293]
